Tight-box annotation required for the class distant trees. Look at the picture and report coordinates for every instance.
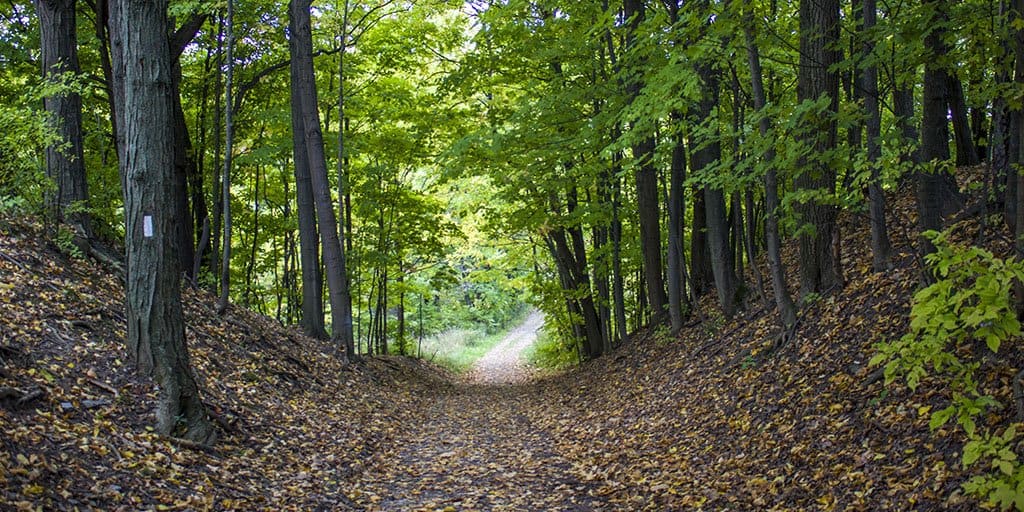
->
[448,0,1021,357]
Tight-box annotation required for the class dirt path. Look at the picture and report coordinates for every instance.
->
[351,384,606,511]
[349,312,608,510]
[466,310,544,384]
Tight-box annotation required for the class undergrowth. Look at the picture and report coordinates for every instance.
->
[418,308,530,372]
[526,328,578,370]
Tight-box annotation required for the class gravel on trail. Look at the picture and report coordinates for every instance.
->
[466,310,544,385]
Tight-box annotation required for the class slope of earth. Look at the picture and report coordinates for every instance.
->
[0,216,427,510]
[528,174,1023,510]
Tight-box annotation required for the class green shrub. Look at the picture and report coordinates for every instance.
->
[870,230,1024,510]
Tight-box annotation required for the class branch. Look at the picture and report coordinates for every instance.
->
[233,46,342,113]
[170,14,210,60]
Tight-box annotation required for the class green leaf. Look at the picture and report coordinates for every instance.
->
[1004,425,1018,443]
[964,439,983,467]
[929,406,955,431]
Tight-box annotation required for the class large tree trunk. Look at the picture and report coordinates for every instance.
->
[696,60,738,317]
[289,0,355,359]
[112,0,214,444]
[918,0,964,258]
[624,0,668,323]
[35,0,90,235]
[862,0,892,271]
[796,0,842,297]
[667,116,687,333]
[288,37,327,340]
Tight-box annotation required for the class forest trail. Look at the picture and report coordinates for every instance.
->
[466,310,544,384]
[348,311,607,510]
[350,382,607,511]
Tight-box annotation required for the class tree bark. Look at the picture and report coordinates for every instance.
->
[112,0,214,444]
[862,0,892,271]
[289,0,355,359]
[692,60,738,317]
[35,0,90,234]
[624,0,668,323]
[796,0,842,297]
[918,0,964,258]
[215,0,234,315]
[667,115,687,333]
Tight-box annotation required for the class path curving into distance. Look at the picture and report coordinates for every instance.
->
[466,310,545,385]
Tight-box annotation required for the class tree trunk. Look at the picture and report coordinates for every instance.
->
[695,63,739,317]
[918,0,963,258]
[748,0,798,326]
[624,0,668,323]
[35,0,90,234]
[862,0,892,271]
[796,0,842,297]
[690,187,712,296]
[215,0,234,315]
[593,179,613,352]
[112,0,214,444]
[610,147,629,345]
[289,0,355,359]
[948,74,980,166]
[209,14,224,284]
[92,0,119,167]
[1012,0,1024,316]
[667,115,686,333]
[288,49,327,340]
[170,60,196,279]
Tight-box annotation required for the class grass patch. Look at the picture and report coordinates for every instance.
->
[525,328,578,370]
[417,328,509,372]
[417,308,532,373]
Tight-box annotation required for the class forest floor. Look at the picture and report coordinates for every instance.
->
[3,170,1023,511]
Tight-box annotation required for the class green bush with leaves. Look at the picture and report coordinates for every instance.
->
[871,230,1024,510]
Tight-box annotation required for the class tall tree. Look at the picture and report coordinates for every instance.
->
[35,0,90,234]
[624,0,668,322]
[862,0,892,270]
[289,0,355,358]
[112,0,215,443]
[290,82,328,338]
[795,0,842,296]
[917,0,962,257]
[743,0,797,328]
[694,59,739,317]
[216,0,234,315]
